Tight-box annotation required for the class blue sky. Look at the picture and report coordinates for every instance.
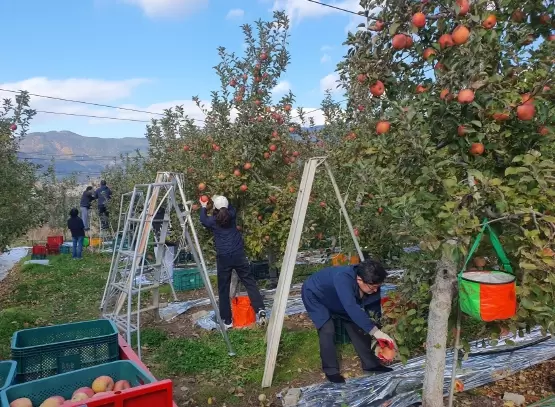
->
[1,0,364,139]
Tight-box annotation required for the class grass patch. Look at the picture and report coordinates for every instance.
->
[0,254,111,359]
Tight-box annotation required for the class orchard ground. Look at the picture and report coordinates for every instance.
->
[0,253,553,407]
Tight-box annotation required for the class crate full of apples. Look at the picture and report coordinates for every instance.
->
[0,361,156,407]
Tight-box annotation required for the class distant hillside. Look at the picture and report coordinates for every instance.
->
[17,131,148,181]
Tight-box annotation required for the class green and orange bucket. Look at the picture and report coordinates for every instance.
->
[458,220,517,322]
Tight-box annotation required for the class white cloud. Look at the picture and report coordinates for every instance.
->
[272,80,292,95]
[320,73,341,94]
[226,8,245,19]
[320,53,331,63]
[122,0,208,19]
[321,45,333,51]
[1,77,149,104]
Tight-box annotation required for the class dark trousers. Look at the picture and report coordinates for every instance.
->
[98,205,109,230]
[217,251,265,324]
[318,318,382,375]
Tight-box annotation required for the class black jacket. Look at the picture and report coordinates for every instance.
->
[80,190,96,208]
[199,204,244,256]
[68,216,85,238]
[95,185,112,206]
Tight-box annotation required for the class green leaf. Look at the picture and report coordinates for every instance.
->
[505,167,529,176]
[471,120,482,128]
[519,262,537,270]
[389,22,400,35]
[406,309,417,316]
[542,215,555,223]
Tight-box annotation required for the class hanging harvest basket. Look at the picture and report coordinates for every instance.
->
[458,219,517,322]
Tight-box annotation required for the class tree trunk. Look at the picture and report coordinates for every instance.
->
[422,254,458,407]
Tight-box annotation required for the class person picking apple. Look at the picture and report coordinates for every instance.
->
[199,195,267,329]
[301,259,396,384]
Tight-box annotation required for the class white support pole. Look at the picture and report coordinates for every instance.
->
[262,157,324,388]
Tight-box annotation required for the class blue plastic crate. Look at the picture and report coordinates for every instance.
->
[0,362,16,392]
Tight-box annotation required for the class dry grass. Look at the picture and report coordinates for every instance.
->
[22,225,68,245]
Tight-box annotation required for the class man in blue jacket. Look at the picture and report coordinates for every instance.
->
[95,180,112,230]
[302,259,395,383]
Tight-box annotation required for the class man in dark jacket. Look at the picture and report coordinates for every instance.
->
[301,259,396,383]
[95,180,112,230]
[79,186,96,231]
[67,208,85,259]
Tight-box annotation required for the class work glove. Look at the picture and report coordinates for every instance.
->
[372,329,397,350]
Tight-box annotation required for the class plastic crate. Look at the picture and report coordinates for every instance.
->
[0,362,16,392]
[172,268,204,292]
[11,319,119,383]
[175,250,193,265]
[0,361,163,407]
[46,244,60,255]
[118,335,178,407]
[47,236,64,246]
[332,316,351,345]
[31,245,47,256]
[60,245,71,254]
[31,254,46,260]
[250,261,270,280]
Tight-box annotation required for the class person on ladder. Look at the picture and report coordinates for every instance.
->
[95,180,112,231]
[301,258,396,383]
[79,186,96,232]
[199,195,267,329]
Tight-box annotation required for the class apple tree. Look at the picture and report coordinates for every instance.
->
[330,0,554,405]
[143,12,337,263]
[0,91,40,251]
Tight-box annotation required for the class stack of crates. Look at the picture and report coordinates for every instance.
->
[0,320,176,407]
[46,236,63,255]
[31,245,47,260]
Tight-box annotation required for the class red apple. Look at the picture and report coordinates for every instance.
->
[370,80,385,97]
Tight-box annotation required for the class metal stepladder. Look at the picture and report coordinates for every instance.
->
[100,172,235,358]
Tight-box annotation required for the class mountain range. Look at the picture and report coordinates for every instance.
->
[17,131,148,181]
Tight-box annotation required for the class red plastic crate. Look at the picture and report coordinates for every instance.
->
[47,236,64,246]
[32,245,47,255]
[46,244,60,255]
[118,335,178,407]
[59,380,174,407]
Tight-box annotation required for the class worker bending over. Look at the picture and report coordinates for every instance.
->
[301,259,396,383]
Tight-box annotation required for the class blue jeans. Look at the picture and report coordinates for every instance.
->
[72,236,84,258]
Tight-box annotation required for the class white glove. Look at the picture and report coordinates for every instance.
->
[372,329,397,349]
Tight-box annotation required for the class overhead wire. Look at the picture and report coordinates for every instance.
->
[305,0,365,16]
[1,89,344,125]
